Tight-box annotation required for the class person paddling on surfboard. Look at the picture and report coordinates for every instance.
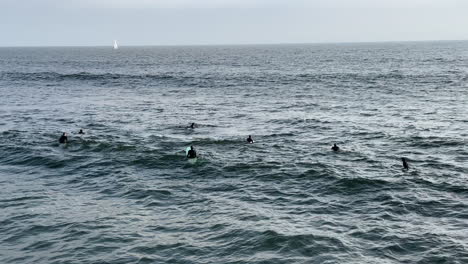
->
[187,146,197,159]
[59,132,68,144]
[402,157,409,170]
[247,135,254,144]
[190,123,196,129]
[78,129,85,135]
[331,143,339,151]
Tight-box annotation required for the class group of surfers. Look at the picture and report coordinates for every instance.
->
[58,124,410,170]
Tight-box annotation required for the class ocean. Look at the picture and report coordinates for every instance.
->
[0,42,467,264]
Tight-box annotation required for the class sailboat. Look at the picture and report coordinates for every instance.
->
[113,40,118,50]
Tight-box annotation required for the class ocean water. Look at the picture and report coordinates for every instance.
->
[0,42,467,264]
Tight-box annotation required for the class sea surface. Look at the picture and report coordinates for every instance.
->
[0,42,467,264]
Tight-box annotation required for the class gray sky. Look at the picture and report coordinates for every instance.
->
[0,0,467,46]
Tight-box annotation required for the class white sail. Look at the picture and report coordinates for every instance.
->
[113,40,118,50]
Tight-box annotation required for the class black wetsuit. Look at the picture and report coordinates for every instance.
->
[187,149,197,159]
[247,137,253,143]
[402,159,409,170]
[332,145,339,151]
[59,135,68,144]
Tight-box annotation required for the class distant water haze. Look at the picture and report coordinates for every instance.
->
[0,0,467,46]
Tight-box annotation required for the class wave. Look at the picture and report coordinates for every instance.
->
[122,187,172,200]
[0,71,175,82]
[0,196,47,209]
[402,135,465,148]
[321,177,393,196]
[1,70,458,88]
[210,229,347,257]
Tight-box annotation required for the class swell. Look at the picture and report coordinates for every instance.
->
[392,135,466,149]
[0,71,175,82]
[0,70,460,88]
[207,229,348,258]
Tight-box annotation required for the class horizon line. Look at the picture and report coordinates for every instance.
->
[0,39,467,48]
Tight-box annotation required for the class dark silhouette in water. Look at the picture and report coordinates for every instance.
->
[59,133,68,144]
[190,123,196,129]
[331,143,340,151]
[187,146,197,159]
[247,135,254,144]
[78,129,85,134]
[402,157,409,170]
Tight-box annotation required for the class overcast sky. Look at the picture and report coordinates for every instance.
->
[0,0,467,46]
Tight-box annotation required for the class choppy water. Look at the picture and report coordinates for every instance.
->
[1,42,467,264]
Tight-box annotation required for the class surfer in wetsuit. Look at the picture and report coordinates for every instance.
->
[78,129,85,134]
[59,132,68,144]
[187,146,197,159]
[402,157,409,170]
[247,135,254,144]
[331,143,339,151]
[190,123,196,129]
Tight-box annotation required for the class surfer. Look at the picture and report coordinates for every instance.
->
[78,129,85,134]
[187,146,197,159]
[247,135,254,144]
[190,123,196,129]
[59,132,68,144]
[331,143,340,151]
[402,157,409,170]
